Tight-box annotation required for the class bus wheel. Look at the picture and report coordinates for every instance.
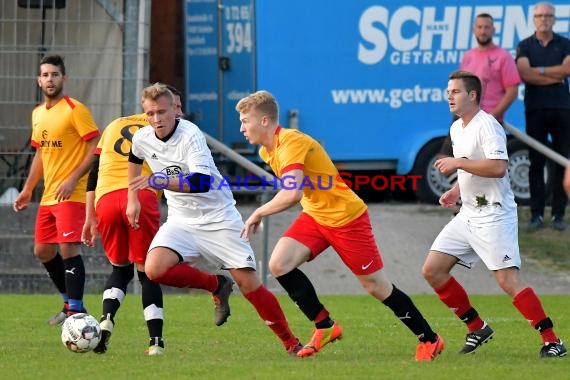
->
[412,139,451,204]
[507,139,531,205]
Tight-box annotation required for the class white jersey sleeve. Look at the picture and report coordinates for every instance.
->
[183,126,212,176]
[128,120,240,224]
[482,126,509,161]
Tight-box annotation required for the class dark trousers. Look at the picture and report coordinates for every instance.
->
[525,109,570,218]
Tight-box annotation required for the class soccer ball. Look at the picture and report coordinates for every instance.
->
[61,313,101,353]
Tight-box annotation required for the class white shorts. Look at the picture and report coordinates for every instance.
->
[430,217,521,270]
[149,217,257,272]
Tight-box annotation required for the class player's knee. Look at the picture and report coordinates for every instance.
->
[145,265,164,281]
[421,263,429,279]
[497,279,515,296]
[421,263,438,284]
[268,259,289,277]
[361,280,377,296]
[34,247,57,262]
[496,277,520,297]
[232,269,260,294]
[360,272,392,299]
[34,250,47,260]
[495,268,524,297]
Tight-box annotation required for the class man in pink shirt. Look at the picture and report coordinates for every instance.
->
[460,13,521,123]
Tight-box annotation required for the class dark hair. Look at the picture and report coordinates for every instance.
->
[476,13,494,22]
[449,70,482,103]
[39,55,66,75]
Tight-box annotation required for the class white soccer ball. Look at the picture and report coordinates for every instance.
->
[61,313,101,353]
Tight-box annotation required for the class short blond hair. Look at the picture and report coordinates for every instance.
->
[235,90,278,122]
[141,82,174,106]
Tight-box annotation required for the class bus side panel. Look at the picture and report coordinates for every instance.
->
[255,0,553,172]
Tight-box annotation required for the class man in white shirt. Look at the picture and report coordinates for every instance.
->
[422,70,566,359]
[126,82,302,356]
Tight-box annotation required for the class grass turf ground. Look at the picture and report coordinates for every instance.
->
[0,294,568,380]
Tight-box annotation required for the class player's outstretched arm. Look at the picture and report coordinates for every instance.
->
[240,169,303,239]
[126,161,143,229]
[56,136,99,202]
[81,190,98,247]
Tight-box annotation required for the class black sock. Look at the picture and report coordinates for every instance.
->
[101,264,134,322]
[63,255,86,312]
[43,252,67,294]
[315,318,334,329]
[149,337,165,348]
[138,270,164,341]
[276,268,325,321]
[383,285,437,343]
[458,307,479,326]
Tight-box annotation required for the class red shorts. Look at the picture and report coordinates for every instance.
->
[283,210,384,275]
[95,189,160,265]
[35,201,86,244]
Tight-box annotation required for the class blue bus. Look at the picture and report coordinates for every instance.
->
[184,0,570,203]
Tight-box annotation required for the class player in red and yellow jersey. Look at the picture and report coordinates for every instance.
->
[13,55,99,323]
[259,126,367,228]
[81,112,165,355]
[237,90,443,361]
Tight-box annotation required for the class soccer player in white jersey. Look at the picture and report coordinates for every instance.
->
[422,70,566,358]
[126,82,302,355]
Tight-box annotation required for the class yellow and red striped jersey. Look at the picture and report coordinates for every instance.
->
[94,113,157,205]
[260,127,366,227]
[31,96,99,205]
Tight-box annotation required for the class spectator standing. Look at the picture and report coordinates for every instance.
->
[516,1,570,231]
[461,13,521,124]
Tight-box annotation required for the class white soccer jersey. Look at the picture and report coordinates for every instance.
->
[451,110,517,225]
[131,119,239,224]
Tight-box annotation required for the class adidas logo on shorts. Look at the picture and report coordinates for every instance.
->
[246,255,254,262]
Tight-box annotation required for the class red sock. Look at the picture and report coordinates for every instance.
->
[314,308,331,325]
[513,287,558,344]
[435,276,483,332]
[154,263,218,292]
[244,285,298,348]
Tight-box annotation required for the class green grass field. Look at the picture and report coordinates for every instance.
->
[1,293,568,380]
